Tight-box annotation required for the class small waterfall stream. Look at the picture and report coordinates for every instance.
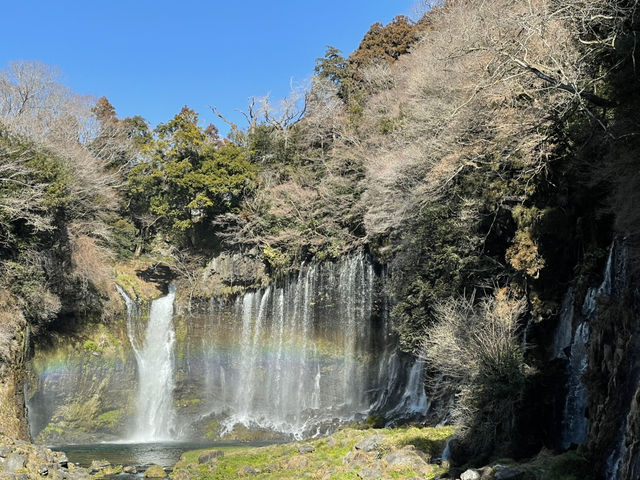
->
[558,246,616,449]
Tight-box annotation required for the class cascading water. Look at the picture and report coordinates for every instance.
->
[599,242,639,480]
[558,246,616,449]
[192,254,401,439]
[172,253,428,439]
[118,285,178,442]
[28,254,428,444]
[385,358,429,419]
[552,288,574,360]
[560,321,589,449]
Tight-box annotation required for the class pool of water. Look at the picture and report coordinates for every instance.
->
[53,441,273,468]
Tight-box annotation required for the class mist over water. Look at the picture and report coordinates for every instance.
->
[195,255,383,438]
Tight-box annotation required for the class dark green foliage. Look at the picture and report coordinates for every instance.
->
[108,216,138,259]
[127,107,257,250]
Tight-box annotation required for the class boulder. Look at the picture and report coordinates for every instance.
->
[89,459,111,474]
[383,446,430,472]
[460,468,481,480]
[0,446,13,458]
[55,453,69,469]
[123,465,137,474]
[298,444,315,454]
[237,465,261,475]
[285,455,309,469]
[4,454,27,473]
[357,466,386,479]
[197,450,224,464]
[144,465,166,478]
[355,434,386,453]
[343,450,375,468]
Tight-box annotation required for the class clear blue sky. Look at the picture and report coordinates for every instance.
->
[1,1,416,133]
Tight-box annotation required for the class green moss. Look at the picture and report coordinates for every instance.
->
[173,426,453,480]
[542,451,592,480]
[83,340,100,352]
[174,316,188,343]
[204,420,222,439]
[177,398,202,413]
[145,465,167,478]
[95,409,125,429]
[390,426,456,456]
[364,415,385,429]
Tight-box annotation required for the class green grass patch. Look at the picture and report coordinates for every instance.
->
[172,426,455,480]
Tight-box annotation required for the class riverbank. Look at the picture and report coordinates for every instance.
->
[172,426,454,480]
[170,426,593,480]
[0,425,595,480]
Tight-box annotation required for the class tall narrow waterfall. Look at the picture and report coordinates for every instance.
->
[118,285,178,442]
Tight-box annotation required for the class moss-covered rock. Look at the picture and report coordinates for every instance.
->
[144,464,167,478]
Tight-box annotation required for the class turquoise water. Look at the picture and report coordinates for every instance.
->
[54,441,273,468]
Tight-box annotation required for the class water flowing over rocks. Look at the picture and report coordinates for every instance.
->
[585,239,640,480]
[547,238,640,480]
[26,253,429,443]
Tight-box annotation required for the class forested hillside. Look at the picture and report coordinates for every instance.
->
[1,0,639,477]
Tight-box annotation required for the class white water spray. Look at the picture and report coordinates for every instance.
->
[117,285,178,442]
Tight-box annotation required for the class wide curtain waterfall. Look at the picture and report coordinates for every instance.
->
[27,253,428,443]
[196,255,385,438]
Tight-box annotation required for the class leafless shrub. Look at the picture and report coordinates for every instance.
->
[361,62,396,94]
[70,231,113,293]
[0,61,122,218]
[0,141,52,242]
[423,288,527,453]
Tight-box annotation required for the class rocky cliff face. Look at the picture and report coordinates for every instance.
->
[0,291,29,440]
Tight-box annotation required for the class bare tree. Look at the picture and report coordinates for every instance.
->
[423,289,527,453]
[0,61,126,233]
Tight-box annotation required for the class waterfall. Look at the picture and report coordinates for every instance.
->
[552,288,574,360]
[600,241,638,480]
[558,246,618,449]
[560,322,589,449]
[385,358,430,419]
[117,285,178,442]
[186,253,425,439]
[30,255,427,443]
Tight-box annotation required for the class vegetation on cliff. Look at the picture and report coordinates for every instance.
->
[1,0,639,473]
